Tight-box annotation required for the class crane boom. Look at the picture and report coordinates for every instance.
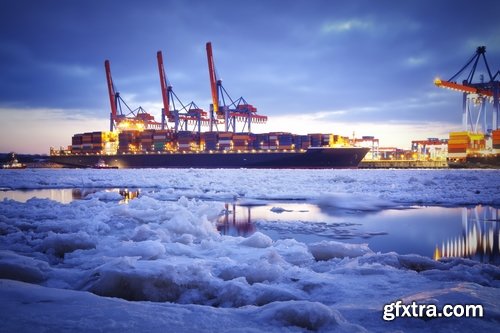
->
[434,46,499,132]
[434,79,493,97]
[157,51,171,127]
[206,42,219,114]
[105,60,118,131]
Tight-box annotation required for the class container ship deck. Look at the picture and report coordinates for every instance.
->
[50,130,369,169]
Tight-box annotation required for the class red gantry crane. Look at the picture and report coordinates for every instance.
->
[434,46,499,133]
[157,51,210,133]
[105,60,161,132]
[206,42,267,133]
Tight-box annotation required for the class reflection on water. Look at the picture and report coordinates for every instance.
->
[217,203,256,236]
[434,206,499,264]
[0,188,76,204]
[0,188,140,204]
[217,202,500,264]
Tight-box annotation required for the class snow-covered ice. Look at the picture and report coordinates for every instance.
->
[0,168,499,332]
[1,168,499,205]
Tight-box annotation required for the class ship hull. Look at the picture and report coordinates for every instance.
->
[50,147,369,169]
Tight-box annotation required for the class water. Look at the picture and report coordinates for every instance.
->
[1,188,498,264]
[0,188,140,204]
[218,202,499,264]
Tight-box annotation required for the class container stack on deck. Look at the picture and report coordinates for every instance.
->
[153,130,170,152]
[118,131,138,154]
[293,135,310,150]
[218,132,233,151]
[277,133,293,150]
[91,132,104,153]
[255,134,269,150]
[232,133,251,151]
[140,130,154,152]
[66,129,355,155]
[202,132,218,151]
[178,131,199,151]
[493,129,500,150]
[71,134,83,153]
[70,131,117,154]
[309,134,322,147]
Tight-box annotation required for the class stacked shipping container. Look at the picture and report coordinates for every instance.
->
[493,129,500,149]
[447,131,486,159]
[177,131,198,151]
[309,134,323,147]
[233,133,251,150]
[448,132,469,158]
[118,131,139,153]
[71,134,83,153]
[140,130,154,152]
[69,130,354,155]
[277,133,293,150]
[255,133,270,150]
[202,132,218,151]
[71,131,117,154]
[218,132,232,151]
[153,130,171,152]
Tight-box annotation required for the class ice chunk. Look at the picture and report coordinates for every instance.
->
[240,232,273,248]
[270,206,292,213]
[85,190,124,201]
[308,240,373,260]
[105,240,166,260]
[397,254,443,272]
[0,251,50,283]
[313,193,396,211]
[274,239,314,266]
[257,301,342,331]
[39,231,96,258]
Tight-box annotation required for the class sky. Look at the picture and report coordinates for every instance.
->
[0,0,499,154]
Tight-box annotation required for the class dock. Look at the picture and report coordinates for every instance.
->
[359,160,448,169]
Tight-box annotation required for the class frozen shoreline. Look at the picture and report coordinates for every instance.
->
[0,169,499,332]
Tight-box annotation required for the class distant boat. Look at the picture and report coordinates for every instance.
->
[1,153,26,169]
[92,158,118,169]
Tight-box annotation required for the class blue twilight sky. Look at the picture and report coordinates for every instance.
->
[0,0,499,153]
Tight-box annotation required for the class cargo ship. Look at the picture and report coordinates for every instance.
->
[50,130,369,169]
[49,42,369,169]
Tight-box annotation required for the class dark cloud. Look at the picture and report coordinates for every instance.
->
[0,0,499,125]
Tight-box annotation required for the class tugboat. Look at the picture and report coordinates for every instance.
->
[1,153,26,169]
[92,158,118,169]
